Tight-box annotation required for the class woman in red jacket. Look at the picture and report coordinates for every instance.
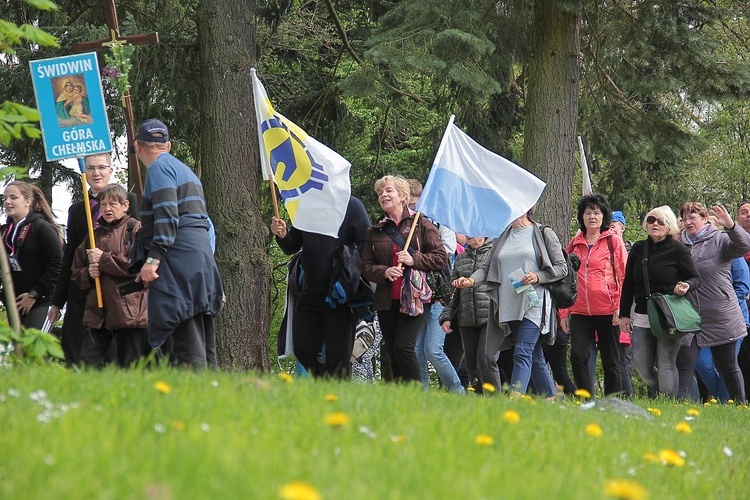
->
[559,194,629,396]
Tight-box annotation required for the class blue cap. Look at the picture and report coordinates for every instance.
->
[612,211,626,226]
[136,118,169,143]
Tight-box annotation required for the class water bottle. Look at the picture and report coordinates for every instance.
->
[527,287,540,308]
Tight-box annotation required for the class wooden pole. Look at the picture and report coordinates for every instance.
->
[71,0,159,201]
[123,91,144,198]
[397,212,421,269]
[79,160,104,309]
[0,241,21,335]
[269,172,280,219]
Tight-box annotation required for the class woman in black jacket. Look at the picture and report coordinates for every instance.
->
[439,237,500,391]
[619,205,700,397]
[1,181,63,329]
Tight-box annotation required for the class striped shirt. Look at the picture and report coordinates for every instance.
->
[141,152,209,260]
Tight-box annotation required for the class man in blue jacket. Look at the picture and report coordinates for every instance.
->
[134,119,224,369]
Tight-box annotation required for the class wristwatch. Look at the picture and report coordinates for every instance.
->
[28,290,40,300]
[145,257,159,266]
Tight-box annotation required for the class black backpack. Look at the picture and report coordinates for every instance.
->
[540,226,580,309]
[325,243,375,320]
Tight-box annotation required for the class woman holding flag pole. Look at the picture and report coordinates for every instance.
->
[362,175,449,384]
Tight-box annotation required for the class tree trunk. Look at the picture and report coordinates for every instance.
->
[523,0,581,240]
[197,0,271,371]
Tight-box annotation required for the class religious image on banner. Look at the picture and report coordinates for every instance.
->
[53,75,93,127]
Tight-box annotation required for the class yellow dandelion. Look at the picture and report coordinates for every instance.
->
[171,421,186,431]
[647,407,661,417]
[390,434,406,444]
[503,410,520,424]
[278,481,322,500]
[325,394,338,402]
[728,399,734,404]
[604,479,648,500]
[575,389,592,399]
[658,449,685,467]
[475,434,495,446]
[279,373,294,383]
[154,381,172,394]
[482,382,496,393]
[710,398,718,404]
[324,412,350,428]
[675,422,692,434]
[586,423,603,438]
[467,386,476,393]
[642,453,659,463]
[686,408,700,417]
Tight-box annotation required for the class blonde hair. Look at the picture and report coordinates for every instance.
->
[84,153,111,167]
[406,178,423,198]
[642,205,680,237]
[374,175,410,207]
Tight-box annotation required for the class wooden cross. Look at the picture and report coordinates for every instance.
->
[72,0,159,200]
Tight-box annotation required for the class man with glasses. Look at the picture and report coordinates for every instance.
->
[48,153,139,366]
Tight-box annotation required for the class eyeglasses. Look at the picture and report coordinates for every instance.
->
[85,165,111,172]
[646,216,666,226]
[681,213,703,223]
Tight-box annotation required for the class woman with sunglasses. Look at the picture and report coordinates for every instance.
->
[619,206,700,397]
[675,202,750,402]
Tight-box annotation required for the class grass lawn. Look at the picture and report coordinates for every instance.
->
[1,366,747,499]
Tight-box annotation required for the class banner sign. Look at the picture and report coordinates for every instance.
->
[29,52,112,161]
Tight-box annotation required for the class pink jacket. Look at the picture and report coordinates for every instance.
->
[559,228,627,318]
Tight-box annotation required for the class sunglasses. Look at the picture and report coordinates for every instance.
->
[646,216,666,226]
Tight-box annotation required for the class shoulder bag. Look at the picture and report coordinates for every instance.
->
[641,241,701,338]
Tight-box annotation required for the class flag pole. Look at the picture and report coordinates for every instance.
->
[269,172,280,219]
[251,67,280,219]
[397,212,421,269]
[78,158,104,309]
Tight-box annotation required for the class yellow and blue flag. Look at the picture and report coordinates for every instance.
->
[251,68,351,237]
[416,116,546,237]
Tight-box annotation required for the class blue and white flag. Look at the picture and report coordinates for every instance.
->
[251,68,351,237]
[416,116,546,237]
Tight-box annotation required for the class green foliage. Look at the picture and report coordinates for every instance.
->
[0,1,57,146]
[1,368,749,498]
[579,0,750,217]
[0,323,64,365]
[0,101,42,146]
[103,43,135,99]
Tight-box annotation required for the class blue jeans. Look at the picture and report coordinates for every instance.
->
[415,302,464,393]
[631,325,681,397]
[695,340,743,402]
[508,319,556,397]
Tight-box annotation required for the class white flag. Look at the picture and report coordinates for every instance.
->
[251,68,351,237]
[578,136,592,196]
[416,116,546,237]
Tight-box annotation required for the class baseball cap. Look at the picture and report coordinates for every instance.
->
[612,211,626,226]
[136,119,170,142]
